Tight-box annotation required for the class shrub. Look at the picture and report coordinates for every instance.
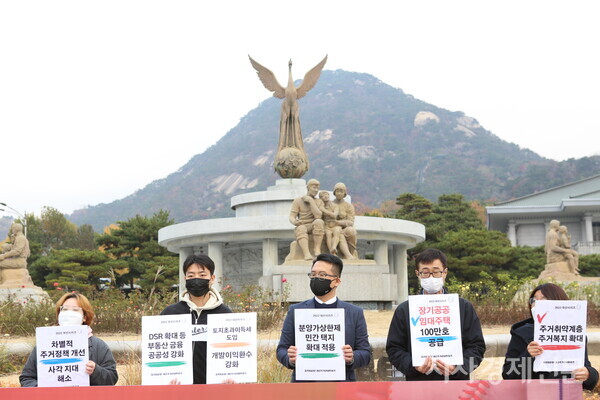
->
[579,254,600,277]
[0,289,177,336]
[0,341,28,376]
[257,345,291,383]
[0,280,289,337]
[220,281,290,332]
[89,289,178,334]
[116,348,142,386]
[445,271,531,306]
[0,296,56,336]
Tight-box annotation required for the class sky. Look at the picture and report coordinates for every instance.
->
[1,0,599,219]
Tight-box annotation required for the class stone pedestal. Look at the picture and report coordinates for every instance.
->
[0,268,35,288]
[538,262,597,282]
[0,267,49,303]
[538,262,576,281]
[262,262,395,309]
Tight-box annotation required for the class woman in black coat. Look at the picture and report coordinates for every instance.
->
[502,283,598,391]
[20,292,118,387]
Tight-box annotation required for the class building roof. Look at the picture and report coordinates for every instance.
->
[495,173,600,207]
[487,173,600,231]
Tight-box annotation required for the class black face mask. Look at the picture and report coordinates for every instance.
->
[186,278,211,297]
[310,278,333,297]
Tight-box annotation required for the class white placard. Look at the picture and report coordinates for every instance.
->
[294,308,345,381]
[141,314,193,385]
[36,325,89,387]
[533,300,587,372]
[408,293,463,367]
[206,312,257,384]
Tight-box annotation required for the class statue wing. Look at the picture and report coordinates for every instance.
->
[248,55,285,99]
[296,55,328,99]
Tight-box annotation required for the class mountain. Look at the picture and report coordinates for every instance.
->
[0,216,13,242]
[69,70,600,231]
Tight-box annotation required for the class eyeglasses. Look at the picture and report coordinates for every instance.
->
[307,272,338,279]
[60,306,82,312]
[529,297,546,305]
[417,271,445,278]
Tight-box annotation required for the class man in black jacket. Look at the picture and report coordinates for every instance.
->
[386,248,485,380]
[161,254,232,384]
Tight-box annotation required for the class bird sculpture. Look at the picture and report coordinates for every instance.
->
[249,55,327,179]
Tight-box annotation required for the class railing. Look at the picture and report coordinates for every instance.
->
[574,241,600,255]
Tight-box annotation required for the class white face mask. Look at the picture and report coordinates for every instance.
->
[58,310,84,326]
[420,277,444,294]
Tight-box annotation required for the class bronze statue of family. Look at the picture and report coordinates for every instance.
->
[288,179,357,261]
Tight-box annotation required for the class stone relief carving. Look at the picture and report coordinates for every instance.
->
[222,245,262,288]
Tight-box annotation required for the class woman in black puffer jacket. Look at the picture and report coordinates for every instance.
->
[502,283,598,391]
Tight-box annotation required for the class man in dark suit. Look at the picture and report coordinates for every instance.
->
[276,253,371,382]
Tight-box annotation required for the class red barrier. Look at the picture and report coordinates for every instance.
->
[0,379,583,400]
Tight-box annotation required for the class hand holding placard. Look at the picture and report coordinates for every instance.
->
[288,345,298,366]
[415,357,433,374]
[527,341,543,357]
